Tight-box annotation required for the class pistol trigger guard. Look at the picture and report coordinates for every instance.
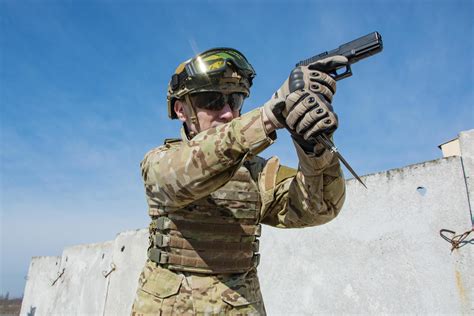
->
[332,65,352,81]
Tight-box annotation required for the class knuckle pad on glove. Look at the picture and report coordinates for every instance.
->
[288,67,305,93]
[296,106,326,134]
[307,71,337,94]
[295,112,316,133]
[323,113,337,128]
[309,84,333,102]
[286,103,309,129]
[285,91,307,112]
[303,115,338,140]
[287,92,319,131]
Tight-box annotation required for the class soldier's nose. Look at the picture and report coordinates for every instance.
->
[219,103,235,121]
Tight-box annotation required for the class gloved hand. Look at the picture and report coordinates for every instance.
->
[286,90,338,137]
[275,55,348,100]
[263,55,347,130]
[263,55,347,152]
[285,90,338,152]
[262,89,338,152]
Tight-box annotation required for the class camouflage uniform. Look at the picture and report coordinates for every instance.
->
[131,108,345,315]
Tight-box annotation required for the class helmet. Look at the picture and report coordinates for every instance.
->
[167,48,256,119]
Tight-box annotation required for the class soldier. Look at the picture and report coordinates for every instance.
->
[132,48,347,315]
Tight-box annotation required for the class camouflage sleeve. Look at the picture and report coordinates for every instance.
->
[259,139,346,228]
[141,108,275,209]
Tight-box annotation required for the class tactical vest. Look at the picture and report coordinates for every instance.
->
[147,141,262,274]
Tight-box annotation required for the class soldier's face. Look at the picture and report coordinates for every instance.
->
[174,98,241,133]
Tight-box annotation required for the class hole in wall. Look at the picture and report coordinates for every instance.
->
[416,186,427,196]
[121,246,125,252]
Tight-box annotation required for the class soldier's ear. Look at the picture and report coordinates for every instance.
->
[174,100,187,123]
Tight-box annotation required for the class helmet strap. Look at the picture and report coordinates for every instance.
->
[184,94,200,138]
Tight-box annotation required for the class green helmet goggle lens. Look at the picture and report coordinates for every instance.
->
[185,48,255,78]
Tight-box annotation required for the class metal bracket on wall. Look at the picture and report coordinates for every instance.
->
[102,263,116,278]
[51,268,65,286]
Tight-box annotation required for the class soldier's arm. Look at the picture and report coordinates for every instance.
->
[142,108,275,209]
[259,141,345,228]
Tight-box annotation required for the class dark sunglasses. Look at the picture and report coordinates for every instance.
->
[189,92,245,112]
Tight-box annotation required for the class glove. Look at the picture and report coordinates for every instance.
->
[262,97,286,129]
[275,55,348,100]
[263,55,346,152]
[263,89,338,152]
[285,90,338,152]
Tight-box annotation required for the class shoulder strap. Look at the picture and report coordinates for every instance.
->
[259,157,297,192]
[164,138,182,145]
[276,165,297,185]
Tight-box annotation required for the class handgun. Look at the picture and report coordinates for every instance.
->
[297,32,383,188]
[296,31,383,80]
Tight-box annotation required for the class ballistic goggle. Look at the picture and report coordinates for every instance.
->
[170,48,256,91]
[188,92,245,112]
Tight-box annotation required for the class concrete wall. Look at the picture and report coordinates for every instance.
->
[20,130,474,315]
[260,155,473,315]
[459,130,474,214]
[20,230,148,316]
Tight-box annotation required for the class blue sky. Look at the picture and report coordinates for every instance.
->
[1,0,472,297]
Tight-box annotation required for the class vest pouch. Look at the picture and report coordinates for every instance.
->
[141,265,184,299]
[221,291,258,307]
[220,273,262,308]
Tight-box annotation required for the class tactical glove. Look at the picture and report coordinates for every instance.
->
[276,55,348,100]
[286,89,338,151]
[262,89,338,152]
[263,55,347,130]
[263,55,347,152]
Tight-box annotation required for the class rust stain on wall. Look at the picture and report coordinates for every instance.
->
[455,270,467,305]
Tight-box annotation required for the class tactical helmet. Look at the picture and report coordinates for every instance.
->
[167,48,256,119]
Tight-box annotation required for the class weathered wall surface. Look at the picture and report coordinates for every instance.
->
[20,230,148,316]
[459,130,473,213]
[20,130,474,315]
[103,230,148,315]
[260,155,473,315]
[20,256,61,316]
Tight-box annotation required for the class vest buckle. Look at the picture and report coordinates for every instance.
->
[154,233,170,247]
[254,224,262,237]
[252,253,260,268]
[252,239,260,252]
[148,248,169,264]
[155,216,172,230]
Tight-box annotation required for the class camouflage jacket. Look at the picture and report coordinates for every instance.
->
[132,108,345,315]
[141,108,345,228]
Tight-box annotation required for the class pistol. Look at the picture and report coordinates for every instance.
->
[294,32,383,188]
[296,31,383,81]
